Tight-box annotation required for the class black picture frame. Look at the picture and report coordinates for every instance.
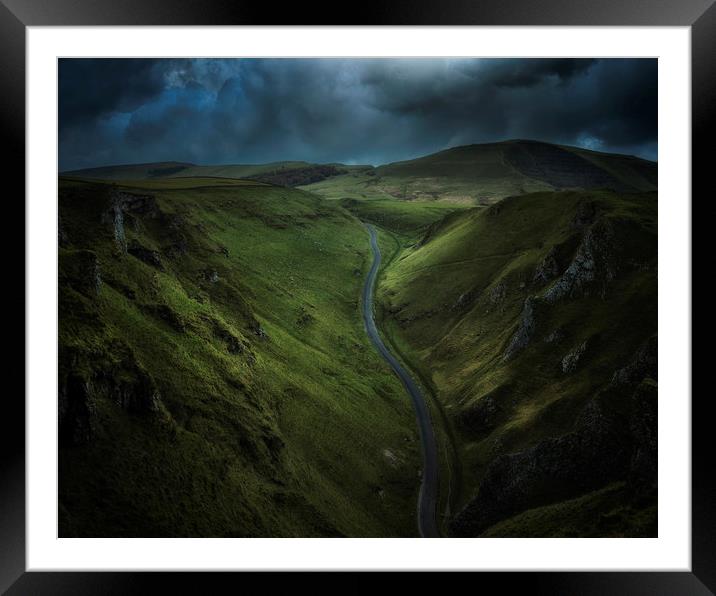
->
[4,0,711,592]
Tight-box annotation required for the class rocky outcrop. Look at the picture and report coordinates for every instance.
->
[102,190,159,253]
[451,395,631,537]
[532,246,560,285]
[103,190,159,253]
[163,214,189,257]
[59,249,101,297]
[142,303,185,331]
[611,336,657,386]
[203,269,219,284]
[58,213,69,247]
[561,340,588,373]
[93,363,161,413]
[128,240,164,270]
[453,286,480,311]
[106,201,127,252]
[458,384,511,436]
[629,380,657,491]
[544,217,617,302]
[59,374,96,446]
[111,190,159,217]
[213,322,246,355]
[571,200,599,229]
[543,328,564,344]
[451,338,658,537]
[503,296,538,361]
[489,281,507,305]
[59,352,161,445]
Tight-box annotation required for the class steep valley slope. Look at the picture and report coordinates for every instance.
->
[376,189,658,537]
[58,176,421,537]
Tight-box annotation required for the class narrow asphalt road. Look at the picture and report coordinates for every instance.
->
[362,224,440,538]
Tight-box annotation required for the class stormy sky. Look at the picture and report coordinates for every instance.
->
[59,58,657,171]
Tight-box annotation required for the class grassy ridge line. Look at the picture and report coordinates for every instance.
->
[370,225,460,535]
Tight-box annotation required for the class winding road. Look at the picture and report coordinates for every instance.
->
[361,224,440,538]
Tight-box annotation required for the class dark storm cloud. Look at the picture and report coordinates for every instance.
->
[58,58,657,171]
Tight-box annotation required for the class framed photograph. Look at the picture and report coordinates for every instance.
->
[6,0,711,592]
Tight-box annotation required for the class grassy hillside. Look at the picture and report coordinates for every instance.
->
[302,140,657,205]
[58,176,421,537]
[58,141,658,539]
[376,189,657,536]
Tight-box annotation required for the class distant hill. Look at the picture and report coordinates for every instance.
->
[62,160,356,187]
[302,140,656,204]
[62,140,657,205]
[376,140,656,198]
[62,161,196,180]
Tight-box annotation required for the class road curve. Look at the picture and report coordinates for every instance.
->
[361,224,440,538]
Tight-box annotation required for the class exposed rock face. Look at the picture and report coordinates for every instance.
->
[458,385,511,436]
[111,190,159,217]
[106,202,127,252]
[59,374,96,446]
[164,214,189,257]
[127,240,164,270]
[203,269,219,284]
[629,381,657,491]
[572,200,598,229]
[562,340,588,373]
[544,217,617,302]
[503,296,537,361]
[59,355,161,445]
[451,338,658,537]
[143,303,185,331]
[611,336,657,386]
[60,250,101,297]
[213,322,246,355]
[543,328,564,344]
[451,396,631,537]
[103,190,159,253]
[58,214,69,247]
[532,246,560,285]
[93,364,161,413]
[453,286,480,310]
[489,281,507,305]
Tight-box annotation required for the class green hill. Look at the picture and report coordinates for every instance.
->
[376,189,657,536]
[58,176,420,537]
[64,141,657,208]
[302,140,657,205]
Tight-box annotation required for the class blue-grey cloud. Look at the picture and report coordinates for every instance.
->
[58,58,657,171]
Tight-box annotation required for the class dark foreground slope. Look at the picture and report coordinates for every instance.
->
[58,177,420,537]
[377,189,657,536]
